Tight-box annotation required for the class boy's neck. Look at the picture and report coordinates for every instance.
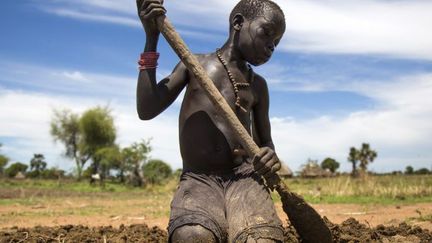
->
[219,41,249,72]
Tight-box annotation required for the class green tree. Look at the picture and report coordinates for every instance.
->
[143,159,172,185]
[122,140,151,187]
[348,143,377,177]
[80,106,116,180]
[28,154,48,178]
[0,144,9,176]
[358,143,377,174]
[320,157,340,173]
[415,168,430,175]
[405,165,414,175]
[41,167,65,179]
[51,109,89,179]
[51,107,116,181]
[348,147,359,177]
[94,146,123,181]
[5,162,28,178]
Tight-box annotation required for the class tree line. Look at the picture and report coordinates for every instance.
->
[0,106,174,186]
[50,106,173,186]
[299,143,430,178]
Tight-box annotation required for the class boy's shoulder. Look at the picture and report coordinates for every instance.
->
[251,70,268,90]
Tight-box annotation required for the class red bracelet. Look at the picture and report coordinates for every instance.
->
[138,52,160,70]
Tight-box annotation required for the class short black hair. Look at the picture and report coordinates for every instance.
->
[229,0,285,26]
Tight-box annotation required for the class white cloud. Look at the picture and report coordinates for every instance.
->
[0,61,136,99]
[279,0,432,60]
[38,0,432,60]
[45,8,139,27]
[270,73,432,172]
[0,89,183,171]
[0,61,183,171]
[1,64,431,173]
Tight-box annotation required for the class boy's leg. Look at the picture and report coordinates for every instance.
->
[246,237,281,243]
[226,164,284,243]
[171,225,217,243]
[168,172,228,243]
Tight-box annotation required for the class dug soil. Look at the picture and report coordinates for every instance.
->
[1,218,431,243]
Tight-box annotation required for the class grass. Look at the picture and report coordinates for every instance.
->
[407,209,432,224]
[0,175,431,227]
[1,174,431,206]
[273,175,432,205]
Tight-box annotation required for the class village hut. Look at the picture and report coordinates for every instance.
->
[277,161,293,178]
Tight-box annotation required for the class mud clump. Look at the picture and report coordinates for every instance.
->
[283,217,432,243]
[1,219,431,242]
[0,224,168,243]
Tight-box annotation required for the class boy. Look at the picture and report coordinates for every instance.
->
[136,0,286,242]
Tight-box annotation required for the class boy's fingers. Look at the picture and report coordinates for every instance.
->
[254,148,267,159]
[257,165,271,177]
[143,8,166,20]
[270,162,281,174]
[141,6,166,17]
[142,0,163,12]
[143,3,165,14]
[259,151,274,165]
[257,157,276,175]
[262,159,280,178]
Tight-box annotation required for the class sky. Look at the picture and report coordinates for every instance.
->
[0,0,431,174]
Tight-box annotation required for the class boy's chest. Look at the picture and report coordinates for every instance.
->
[189,68,257,111]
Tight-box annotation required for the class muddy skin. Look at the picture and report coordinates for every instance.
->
[135,0,327,242]
[137,0,286,240]
[171,225,217,243]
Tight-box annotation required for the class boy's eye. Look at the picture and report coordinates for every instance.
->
[264,29,272,37]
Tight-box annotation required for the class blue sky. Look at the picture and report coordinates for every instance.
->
[1,0,431,173]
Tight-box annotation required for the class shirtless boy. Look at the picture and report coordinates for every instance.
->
[136,0,286,242]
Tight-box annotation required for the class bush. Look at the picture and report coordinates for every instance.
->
[143,159,172,185]
[41,168,65,179]
[415,168,430,175]
[5,162,28,178]
[405,166,414,175]
[0,155,9,176]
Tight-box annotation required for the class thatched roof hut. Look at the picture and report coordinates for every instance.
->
[14,171,26,180]
[300,159,331,178]
[277,162,293,178]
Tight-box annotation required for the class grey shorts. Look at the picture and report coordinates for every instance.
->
[168,163,284,243]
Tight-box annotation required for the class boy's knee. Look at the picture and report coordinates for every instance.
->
[246,237,281,243]
[171,225,217,243]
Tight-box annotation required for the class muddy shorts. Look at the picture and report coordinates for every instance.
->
[168,162,283,243]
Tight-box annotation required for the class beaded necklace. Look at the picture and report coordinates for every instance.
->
[216,48,251,113]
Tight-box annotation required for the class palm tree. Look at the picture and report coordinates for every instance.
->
[30,154,48,178]
[348,147,359,177]
[358,143,377,173]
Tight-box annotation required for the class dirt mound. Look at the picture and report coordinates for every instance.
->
[0,224,167,243]
[1,218,431,243]
[283,217,432,243]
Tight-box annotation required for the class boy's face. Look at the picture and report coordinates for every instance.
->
[237,11,285,66]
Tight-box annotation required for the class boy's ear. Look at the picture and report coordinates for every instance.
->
[232,14,245,31]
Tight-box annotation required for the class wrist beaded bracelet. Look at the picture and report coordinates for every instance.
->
[138,52,160,70]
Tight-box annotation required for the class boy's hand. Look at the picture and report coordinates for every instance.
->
[253,147,281,179]
[136,0,166,36]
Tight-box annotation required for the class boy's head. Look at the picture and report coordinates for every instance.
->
[229,0,286,66]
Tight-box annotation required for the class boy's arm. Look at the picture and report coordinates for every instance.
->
[137,62,188,120]
[252,75,281,178]
[136,0,188,120]
[253,75,274,149]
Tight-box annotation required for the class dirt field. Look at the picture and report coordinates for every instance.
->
[1,180,431,242]
[1,216,431,242]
